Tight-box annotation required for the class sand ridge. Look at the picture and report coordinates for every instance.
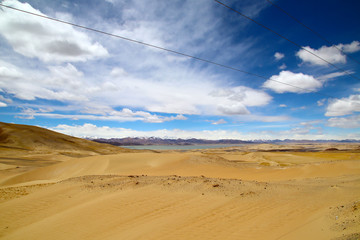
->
[1,150,360,187]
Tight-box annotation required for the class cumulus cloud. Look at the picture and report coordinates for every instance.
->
[325,95,360,116]
[327,115,360,128]
[0,102,7,107]
[210,86,272,115]
[274,52,284,61]
[338,41,360,53]
[296,41,360,66]
[263,71,322,93]
[0,0,108,62]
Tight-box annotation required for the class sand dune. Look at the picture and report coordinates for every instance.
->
[0,123,359,239]
[1,175,359,240]
[2,151,360,187]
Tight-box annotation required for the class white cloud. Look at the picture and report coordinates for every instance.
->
[6,59,271,115]
[212,119,227,125]
[48,63,84,79]
[99,71,272,116]
[110,67,128,77]
[217,103,250,115]
[0,60,23,79]
[327,115,360,128]
[210,86,272,115]
[274,52,284,61]
[292,106,307,110]
[0,102,7,107]
[1,57,273,121]
[317,99,326,106]
[0,95,13,104]
[238,114,290,122]
[0,61,88,101]
[263,71,322,93]
[299,120,323,126]
[297,46,345,66]
[279,104,287,108]
[325,95,360,116]
[296,41,360,66]
[17,107,187,123]
[279,63,287,70]
[0,0,273,122]
[107,108,188,123]
[0,0,108,62]
[338,41,360,53]
[318,71,354,82]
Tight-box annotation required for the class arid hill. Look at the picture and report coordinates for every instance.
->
[0,122,131,158]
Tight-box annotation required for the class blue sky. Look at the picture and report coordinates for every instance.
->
[1,0,360,140]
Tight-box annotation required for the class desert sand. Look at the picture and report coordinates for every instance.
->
[0,122,359,240]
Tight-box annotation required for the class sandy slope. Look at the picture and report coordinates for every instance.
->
[1,150,359,240]
[0,123,359,239]
[0,175,359,240]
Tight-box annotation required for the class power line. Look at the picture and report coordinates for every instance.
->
[0,3,354,102]
[265,0,360,66]
[214,0,360,81]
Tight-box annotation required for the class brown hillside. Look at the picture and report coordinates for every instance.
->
[0,122,131,157]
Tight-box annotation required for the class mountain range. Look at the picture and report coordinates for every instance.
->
[91,137,360,146]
